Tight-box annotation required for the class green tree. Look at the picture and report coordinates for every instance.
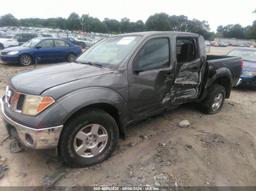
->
[246,21,256,39]
[103,18,120,33]
[89,17,107,33]
[132,20,145,32]
[217,25,224,34]
[67,12,80,31]
[169,15,189,31]
[120,18,131,33]
[145,13,171,31]
[80,14,90,32]
[0,14,19,26]
[221,24,245,38]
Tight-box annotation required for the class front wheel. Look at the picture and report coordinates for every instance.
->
[199,84,226,114]
[19,54,33,66]
[58,109,119,167]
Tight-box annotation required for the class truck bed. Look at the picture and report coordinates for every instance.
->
[207,55,242,87]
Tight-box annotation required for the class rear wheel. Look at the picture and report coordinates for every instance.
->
[19,54,33,66]
[58,109,119,167]
[67,53,77,62]
[199,84,226,114]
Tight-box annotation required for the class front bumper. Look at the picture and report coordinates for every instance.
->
[0,98,63,149]
[239,76,256,87]
[0,55,19,64]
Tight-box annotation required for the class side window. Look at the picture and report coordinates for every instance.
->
[176,37,198,63]
[134,38,170,72]
[55,40,69,47]
[38,40,54,48]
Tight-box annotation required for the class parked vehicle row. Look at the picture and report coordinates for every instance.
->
[0,31,242,167]
[207,40,254,48]
[0,37,82,65]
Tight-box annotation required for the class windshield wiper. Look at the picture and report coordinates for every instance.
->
[75,61,104,68]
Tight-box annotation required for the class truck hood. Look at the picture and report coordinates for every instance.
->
[10,63,114,95]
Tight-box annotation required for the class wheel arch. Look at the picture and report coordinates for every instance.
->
[206,67,232,98]
[56,87,128,140]
[67,52,78,57]
[63,102,125,139]
[19,53,35,63]
[213,76,232,98]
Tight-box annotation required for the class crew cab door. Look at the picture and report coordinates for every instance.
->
[171,36,203,103]
[128,37,175,119]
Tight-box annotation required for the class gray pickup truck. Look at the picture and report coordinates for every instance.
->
[0,31,242,167]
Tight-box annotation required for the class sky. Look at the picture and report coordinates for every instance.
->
[0,0,255,32]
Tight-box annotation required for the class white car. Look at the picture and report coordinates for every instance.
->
[0,38,19,50]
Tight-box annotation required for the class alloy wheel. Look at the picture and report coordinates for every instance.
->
[73,124,109,158]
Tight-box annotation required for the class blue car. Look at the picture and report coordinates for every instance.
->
[0,37,82,66]
[227,48,256,87]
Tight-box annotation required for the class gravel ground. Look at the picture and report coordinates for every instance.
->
[0,47,256,186]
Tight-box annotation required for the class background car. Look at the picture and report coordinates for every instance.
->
[227,48,256,87]
[0,37,82,66]
[14,33,38,45]
[218,42,229,47]
[63,37,87,49]
[205,40,210,46]
[0,37,19,50]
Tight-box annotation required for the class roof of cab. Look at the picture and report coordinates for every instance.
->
[116,31,199,37]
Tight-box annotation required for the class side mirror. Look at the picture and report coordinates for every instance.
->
[133,68,142,74]
[35,46,41,49]
[133,62,145,74]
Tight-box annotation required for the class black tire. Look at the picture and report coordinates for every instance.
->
[19,54,33,66]
[67,53,77,62]
[199,84,226,114]
[58,109,119,167]
[0,43,4,50]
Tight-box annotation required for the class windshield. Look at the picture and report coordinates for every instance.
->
[22,38,41,48]
[228,49,256,62]
[76,36,141,68]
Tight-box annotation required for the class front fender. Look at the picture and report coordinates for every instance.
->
[57,87,128,125]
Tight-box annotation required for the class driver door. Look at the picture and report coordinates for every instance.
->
[128,37,175,120]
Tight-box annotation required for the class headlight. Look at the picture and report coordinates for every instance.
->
[7,51,19,55]
[22,95,55,116]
